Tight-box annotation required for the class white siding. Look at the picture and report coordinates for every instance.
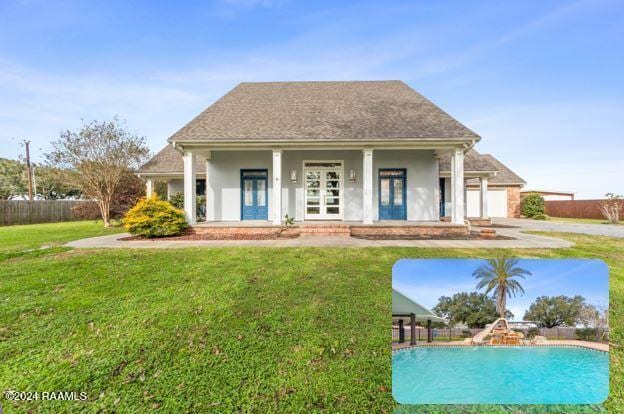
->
[373,150,439,221]
[200,149,438,222]
[207,151,273,221]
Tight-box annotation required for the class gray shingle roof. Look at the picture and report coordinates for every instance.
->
[477,154,526,185]
[168,81,479,142]
[438,149,497,173]
[138,145,206,174]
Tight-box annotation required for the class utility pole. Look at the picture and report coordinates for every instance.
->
[24,140,33,201]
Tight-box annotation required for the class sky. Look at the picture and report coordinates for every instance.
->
[392,259,609,321]
[0,0,622,198]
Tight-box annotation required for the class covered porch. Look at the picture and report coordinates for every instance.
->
[141,144,490,231]
[392,289,447,345]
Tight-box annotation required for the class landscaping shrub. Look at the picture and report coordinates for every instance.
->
[521,193,545,218]
[526,327,540,339]
[123,196,188,237]
[576,327,598,341]
[169,192,206,221]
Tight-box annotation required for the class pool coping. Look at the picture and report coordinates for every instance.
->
[392,340,609,353]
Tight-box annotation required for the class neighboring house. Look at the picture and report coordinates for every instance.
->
[137,81,525,226]
[521,189,575,201]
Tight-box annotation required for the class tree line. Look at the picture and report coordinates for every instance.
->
[431,259,607,330]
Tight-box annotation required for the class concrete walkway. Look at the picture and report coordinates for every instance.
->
[66,226,571,249]
[494,217,624,238]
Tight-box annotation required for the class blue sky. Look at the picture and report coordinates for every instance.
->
[392,259,609,321]
[0,0,622,198]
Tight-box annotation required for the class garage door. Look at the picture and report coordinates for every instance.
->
[466,188,508,218]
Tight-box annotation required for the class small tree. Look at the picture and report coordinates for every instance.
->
[47,118,150,227]
[599,193,623,224]
[521,193,545,218]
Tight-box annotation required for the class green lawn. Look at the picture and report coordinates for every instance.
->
[0,224,622,413]
[549,217,621,225]
[0,221,122,257]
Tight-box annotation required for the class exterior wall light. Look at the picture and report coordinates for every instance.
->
[349,169,356,183]
[290,170,297,183]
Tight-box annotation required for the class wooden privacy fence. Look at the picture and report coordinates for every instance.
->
[0,200,97,226]
[545,199,615,220]
[392,326,608,342]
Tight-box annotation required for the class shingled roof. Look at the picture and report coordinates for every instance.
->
[476,154,526,185]
[438,149,498,173]
[168,81,480,142]
[138,145,207,174]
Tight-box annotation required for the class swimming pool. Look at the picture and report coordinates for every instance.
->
[392,346,609,404]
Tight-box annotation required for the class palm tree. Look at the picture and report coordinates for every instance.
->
[473,258,531,319]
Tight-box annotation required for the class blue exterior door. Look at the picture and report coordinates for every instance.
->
[241,170,268,220]
[439,178,446,217]
[379,169,407,220]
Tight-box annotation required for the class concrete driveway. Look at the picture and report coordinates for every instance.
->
[493,218,624,238]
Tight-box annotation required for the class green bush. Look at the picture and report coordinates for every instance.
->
[169,192,206,222]
[526,327,540,339]
[123,196,188,238]
[576,327,597,341]
[521,193,545,218]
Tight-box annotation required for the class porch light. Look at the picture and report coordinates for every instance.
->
[290,170,297,183]
[349,169,356,183]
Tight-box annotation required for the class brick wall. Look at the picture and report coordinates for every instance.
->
[507,187,521,218]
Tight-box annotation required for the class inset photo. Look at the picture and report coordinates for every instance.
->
[392,258,609,405]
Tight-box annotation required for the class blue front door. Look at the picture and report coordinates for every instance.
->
[241,170,268,220]
[439,177,446,217]
[379,169,407,220]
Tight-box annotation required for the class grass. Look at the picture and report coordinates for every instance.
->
[548,217,621,225]
[0,221,123,257]
[0,224,622,413]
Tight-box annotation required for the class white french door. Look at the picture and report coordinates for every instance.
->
[304,161,344,220]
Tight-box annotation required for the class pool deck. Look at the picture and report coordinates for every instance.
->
[392,340,609,352]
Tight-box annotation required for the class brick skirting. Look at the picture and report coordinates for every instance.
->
[190,223,470,239]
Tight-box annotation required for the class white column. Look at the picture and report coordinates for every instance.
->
[272,149,282,225]
[451,148,465,224]
[145,178,154,198]
[205,158,210,222]
[464,179,468,217]
[183,151,196,224]
[362,149,374,224]
[480,176,489,219]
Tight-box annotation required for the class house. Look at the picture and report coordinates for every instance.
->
[520,189,575,201]
[137,81,525,233]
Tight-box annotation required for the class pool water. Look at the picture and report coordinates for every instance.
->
[392,346,609,404]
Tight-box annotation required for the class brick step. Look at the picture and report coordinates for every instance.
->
[468,218,493,226]
[299,225,351,236]
[478,228,497,239]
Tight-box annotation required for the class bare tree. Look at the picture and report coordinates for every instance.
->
[47,118,150,227]
[599,193,623,224]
